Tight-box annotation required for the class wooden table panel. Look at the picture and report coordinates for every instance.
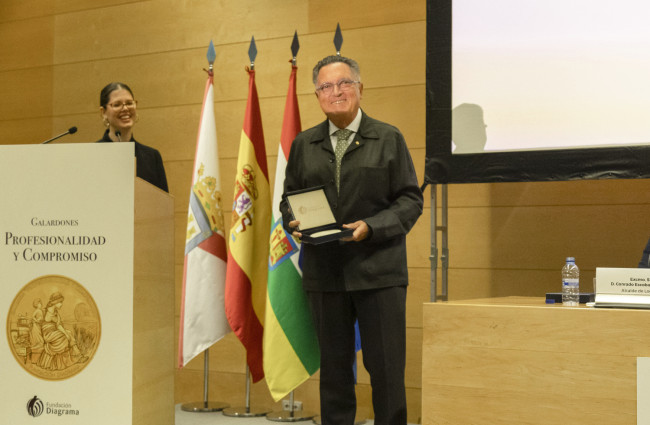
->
[422,297,650,425]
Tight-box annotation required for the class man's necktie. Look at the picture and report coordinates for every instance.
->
[334,129,353,192]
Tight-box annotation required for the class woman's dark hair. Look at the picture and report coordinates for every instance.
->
[99,82,134,108]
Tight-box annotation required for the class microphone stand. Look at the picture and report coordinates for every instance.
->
[42,127,77,144]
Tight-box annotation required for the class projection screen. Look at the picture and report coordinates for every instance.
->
[425,0,650,184]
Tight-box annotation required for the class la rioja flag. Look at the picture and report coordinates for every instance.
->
[264,62,319,401]
[178,51,230,368]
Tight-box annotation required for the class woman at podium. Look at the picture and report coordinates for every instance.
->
[96,82,169,192]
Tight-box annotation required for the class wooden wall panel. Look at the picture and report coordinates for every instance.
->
[54,0,142,15]
[51,51,207,115]
[362,85,426,150]
[440,179,650,301]
[449,179,650,207]
[0,68,54,124]
[407,205,431,268]
[0,118,54,145]
[0,10,54,135]
[448,194,650,271]
[44,17,423,170]
[334,23,426,88]
[446,269,498,300]
[406,267,432,326]
[53,0,309,64]
[0,1,54,22]
[45,24,424,156]
[308,0,425,32]
[0,17,54,72]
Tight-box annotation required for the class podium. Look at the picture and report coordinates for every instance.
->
[132,178,175,425]
[1,143,174,425]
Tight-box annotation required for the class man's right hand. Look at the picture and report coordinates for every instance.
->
[288,219,302,238]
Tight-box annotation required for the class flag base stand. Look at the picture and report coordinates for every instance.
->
[266,410,317,422]
[266,391,315,422]
[222,366,270,418]
[180,350,230,413]
[222,406,271,417]
[312,415,366,425]
[181,401,230,412]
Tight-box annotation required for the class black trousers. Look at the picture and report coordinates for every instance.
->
[307,286,407,425]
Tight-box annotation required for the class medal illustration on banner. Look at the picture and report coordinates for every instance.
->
[6,275,101,380]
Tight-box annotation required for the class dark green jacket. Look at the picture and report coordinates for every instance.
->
[280,112,423,291]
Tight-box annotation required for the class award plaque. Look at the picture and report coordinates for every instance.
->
[284,186,353,244]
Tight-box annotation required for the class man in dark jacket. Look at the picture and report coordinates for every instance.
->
[280,55,423,425]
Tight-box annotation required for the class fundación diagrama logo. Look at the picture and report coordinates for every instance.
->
[26,395,44,417]
[25,395,80,418]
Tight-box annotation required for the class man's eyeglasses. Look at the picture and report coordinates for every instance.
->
[108,100,137,110]
[316,79,360,95]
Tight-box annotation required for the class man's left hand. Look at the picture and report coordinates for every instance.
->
[341,220,370,242]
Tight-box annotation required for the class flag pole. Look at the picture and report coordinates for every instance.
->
[265,31,317,423]
[179,40,231,413]
[222,36,271,418]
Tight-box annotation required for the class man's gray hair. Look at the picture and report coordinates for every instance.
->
[312,55,361,85]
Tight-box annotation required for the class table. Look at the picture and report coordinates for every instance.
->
[422,297,650,424]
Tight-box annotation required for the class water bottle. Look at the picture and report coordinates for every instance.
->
[562,257,580,306]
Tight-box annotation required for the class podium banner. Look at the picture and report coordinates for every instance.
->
[1,143,135,424]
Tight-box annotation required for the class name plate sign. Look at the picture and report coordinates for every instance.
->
[594,267,650,308]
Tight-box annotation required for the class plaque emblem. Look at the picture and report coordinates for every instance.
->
[6,275,101,380]
[185,162,225,252]
[231,164,258,240]
[269,218,299,270]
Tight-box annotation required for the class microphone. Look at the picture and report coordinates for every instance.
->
[115,131,122,143]
[41,126,78,144]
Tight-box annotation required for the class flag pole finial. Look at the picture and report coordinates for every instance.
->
[248,36,258,71]
[206,40,216,72]
[291,31,300,66]
[334,23,343,56]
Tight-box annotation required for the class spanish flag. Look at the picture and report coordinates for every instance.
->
[264,64,319,401]
[225,68,271,382]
